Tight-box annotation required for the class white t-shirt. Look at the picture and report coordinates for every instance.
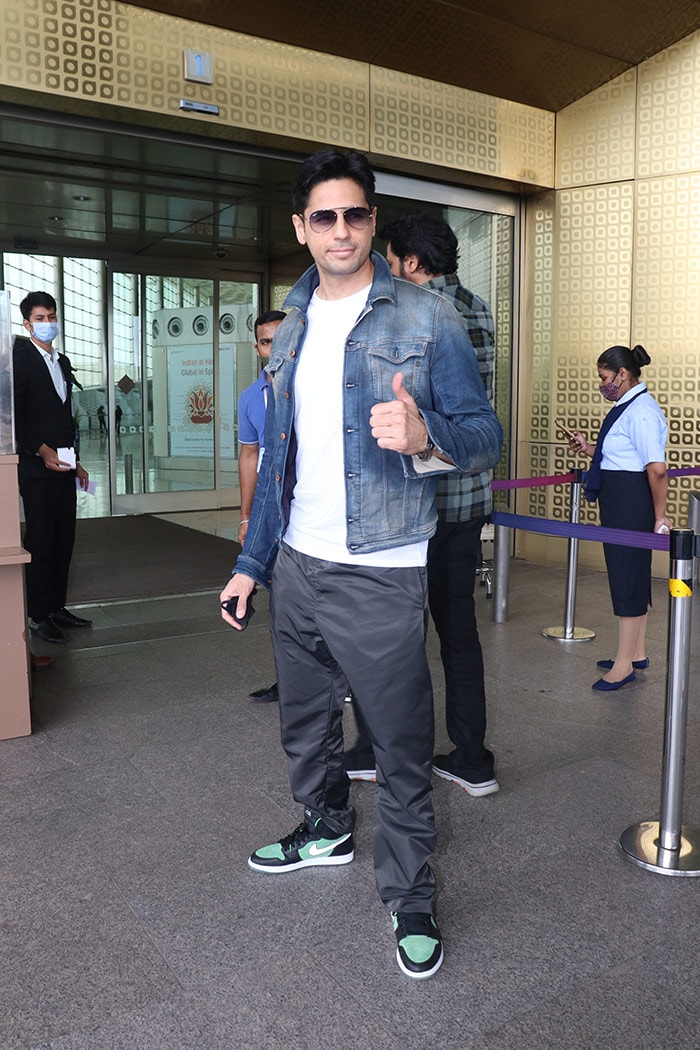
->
[284,285,428,567]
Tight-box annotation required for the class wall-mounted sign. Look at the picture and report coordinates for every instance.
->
[183,48,213,84]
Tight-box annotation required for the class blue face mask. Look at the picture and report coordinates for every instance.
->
[31,321,59,344]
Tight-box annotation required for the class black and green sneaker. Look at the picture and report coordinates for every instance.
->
[248,820,354,874]
[392,911,444,979]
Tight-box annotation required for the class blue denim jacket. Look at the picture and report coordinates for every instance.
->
[235,252,503,587]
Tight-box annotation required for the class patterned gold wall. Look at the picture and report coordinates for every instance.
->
[371,66,553,186]
[521,33,700,571]
[0,0,553,186]
[555,70,637,188]
[3,0,699,576]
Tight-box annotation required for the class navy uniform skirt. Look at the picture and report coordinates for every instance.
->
[598,470,654,617]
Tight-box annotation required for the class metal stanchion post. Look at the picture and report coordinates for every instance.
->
[492,522,510,623]
[688,491,700,586]
[619,528,700,876]
[542,469,595,642]
[124,452,134,495]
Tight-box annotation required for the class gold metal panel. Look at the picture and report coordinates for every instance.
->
[551,183,635,524]
[494,214,514,461]
[554,184,634,357]
[634,174,700,519]
[521,193,556,521]
[371,66,554,186]
[634,175,700,353]
[0,0,370,149]
[521,186,635,526]
[637,31,700,178]
[523,175,693,553]
[556,70,637,188]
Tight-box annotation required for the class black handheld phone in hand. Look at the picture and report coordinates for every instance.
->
[221,596,256,630]
[555,417,577,442]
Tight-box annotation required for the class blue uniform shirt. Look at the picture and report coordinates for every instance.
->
[238,370,270,446]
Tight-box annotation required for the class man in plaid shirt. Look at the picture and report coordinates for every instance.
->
[344,211,500,796]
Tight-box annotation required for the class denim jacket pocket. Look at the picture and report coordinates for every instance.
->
[366,340,429,402]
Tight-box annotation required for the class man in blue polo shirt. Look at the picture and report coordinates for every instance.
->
[237,309,285,702]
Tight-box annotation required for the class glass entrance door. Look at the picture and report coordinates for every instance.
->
[109,268,259,514]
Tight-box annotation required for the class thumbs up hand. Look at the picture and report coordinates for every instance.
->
[369,372,430,454]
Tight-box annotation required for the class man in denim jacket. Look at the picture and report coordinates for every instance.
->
[221,149,502,979]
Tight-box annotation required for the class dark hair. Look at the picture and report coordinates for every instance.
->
[292,149,375,215]
[20,290,57,320]
[254,310,286,340]
[379,211,459,276]
[597,343,651,379]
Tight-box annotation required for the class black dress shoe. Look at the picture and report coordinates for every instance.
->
[248,682,279,703]
[29,618,66,644]
[50,607,92,629]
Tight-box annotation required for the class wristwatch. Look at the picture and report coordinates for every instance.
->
[417,437,435,462]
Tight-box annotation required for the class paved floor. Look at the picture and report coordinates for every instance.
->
[3,550,700,1048]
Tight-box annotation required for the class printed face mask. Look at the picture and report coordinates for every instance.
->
[598,376,622,401]
[31,321,59,344]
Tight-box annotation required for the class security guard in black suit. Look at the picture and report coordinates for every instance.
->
[13,290,91,643]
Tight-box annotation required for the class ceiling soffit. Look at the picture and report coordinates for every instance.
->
[125,0,700,111]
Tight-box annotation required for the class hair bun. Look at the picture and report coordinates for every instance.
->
[631,344,651,367]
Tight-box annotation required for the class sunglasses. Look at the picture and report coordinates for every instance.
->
[301,206,374,234]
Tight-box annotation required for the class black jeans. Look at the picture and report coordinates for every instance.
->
[352,516,494,782]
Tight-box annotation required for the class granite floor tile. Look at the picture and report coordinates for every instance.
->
[4,559,700,1050]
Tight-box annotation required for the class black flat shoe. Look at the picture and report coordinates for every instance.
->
[596,658,649,670]
[592,671,636,692]
[29,618,66,644]
[50,607,92,629]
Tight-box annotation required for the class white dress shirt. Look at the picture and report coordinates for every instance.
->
[31,337,67,403]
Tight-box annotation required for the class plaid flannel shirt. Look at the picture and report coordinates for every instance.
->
[425,274,495,523]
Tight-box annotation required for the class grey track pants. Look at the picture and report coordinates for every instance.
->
[270,543,437,913]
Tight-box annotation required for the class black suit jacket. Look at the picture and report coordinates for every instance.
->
[13,337,77,479]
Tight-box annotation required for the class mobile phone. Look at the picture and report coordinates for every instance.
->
[555,417,577,442]
[221,596,256,630]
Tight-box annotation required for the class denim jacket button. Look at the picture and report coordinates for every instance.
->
[275,474,281,481]
[289,349,296,357]
[280,432,286,441]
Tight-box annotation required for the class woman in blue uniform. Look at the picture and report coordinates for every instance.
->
[569,344,671,692]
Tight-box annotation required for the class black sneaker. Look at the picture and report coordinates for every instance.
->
[343,746,377,782]
[392,911,444,979]
[29,618,65,644]
[248,820,354,874]
[248,682,279,703]
[50,607,92,629]
[432,754,499,797]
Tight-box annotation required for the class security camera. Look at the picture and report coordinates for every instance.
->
[213,247,228,259]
